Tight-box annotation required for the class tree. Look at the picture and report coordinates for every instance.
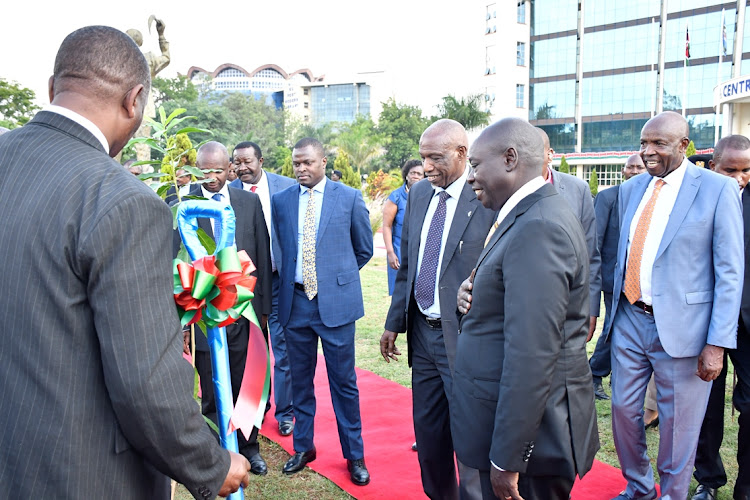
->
[589,168,599,197]
[377,98,428,170]
[152,75,198,106]
[334,150,360,188]
[0,78,40,128]
[559,156,570,174]
[434,94,490,131]
[686,140,697,158]
[334,116,384,176]
[267,145,292,174]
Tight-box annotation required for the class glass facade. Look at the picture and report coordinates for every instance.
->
[531,36,577,78]
[309,84,371,127]
[529,79,576,120]
[582,119,649,152]
[530,0,577,36]
[529,0,741,154]
[539,123,576,154]
[583,24,659,72]
[584,0,659,26]
[581,71,657,116]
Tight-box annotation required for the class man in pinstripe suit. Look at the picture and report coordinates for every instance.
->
[0,26,248,499]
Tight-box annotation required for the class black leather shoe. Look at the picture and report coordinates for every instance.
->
[347,458,370,486]
[248,453,267,476]
[279,420,294,436]
[411,441,417,451]
[611,490,657,500]
[691,484,717,500]
[644,416,659,430]
[283,448,316,475]
[593,377,610,400]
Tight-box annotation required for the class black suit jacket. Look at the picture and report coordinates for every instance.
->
[0,111,228,498]
[741,188,750,329]
[451,184,599,478]
[594,185,620,294]
[384,178,496,371]
[173,184,272,351]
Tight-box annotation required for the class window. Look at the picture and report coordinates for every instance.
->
[303,88,309,96]
[517,42,525,66]
[486,45,496,75]
[517,1,526,24]
[516,84,525,108]
[304,102,309,108]
[486,3,496,34]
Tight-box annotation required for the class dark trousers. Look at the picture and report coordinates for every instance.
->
[694,318,750,498]
[589,291,613,379]
[269,272,294,423]
[285,288,364,459]
[195,319,259,458]
[478,469,574,500]
[412,314,459,500]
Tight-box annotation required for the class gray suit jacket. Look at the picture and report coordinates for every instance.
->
[384,178,496,371]
[451,184,599,478]
[550,169,602,317]
[0,111,229,499]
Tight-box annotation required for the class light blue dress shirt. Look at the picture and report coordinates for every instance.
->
[295,178,326,283]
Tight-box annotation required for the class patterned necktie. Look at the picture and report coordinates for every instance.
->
[484,220,500,247]
[414,191,451,310]
[302,188,318,300]
[623,179,665,304]
[250,185,257,193]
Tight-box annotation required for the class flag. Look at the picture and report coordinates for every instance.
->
[722,17,728,56]
[686,26,691,63]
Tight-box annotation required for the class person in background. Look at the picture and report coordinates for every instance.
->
[382,159,425,295]
[331,169,342,182]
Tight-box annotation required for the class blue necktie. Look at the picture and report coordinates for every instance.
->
[211,193,223,242]
[414,191,450,311]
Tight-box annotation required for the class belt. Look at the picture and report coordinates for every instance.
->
[418,311,442,329]
[294,282,306,292]
[627,296,653,315]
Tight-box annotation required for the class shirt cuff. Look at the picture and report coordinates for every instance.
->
[490,460,505,471]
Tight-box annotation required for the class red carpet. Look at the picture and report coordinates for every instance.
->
[259,354,656,499]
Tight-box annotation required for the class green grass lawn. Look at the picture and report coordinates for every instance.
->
[177,257,742,499]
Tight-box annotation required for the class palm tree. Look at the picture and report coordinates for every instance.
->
[436,94,491,131]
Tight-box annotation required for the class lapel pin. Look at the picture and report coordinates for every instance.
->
[467,211,472,217]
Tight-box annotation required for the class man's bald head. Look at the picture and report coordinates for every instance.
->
[197,141,231,193]
[467,118,545,210]
[419,119,469,188]
[640,111,690,178]
[623,154,646,181]
[53,26,150,104]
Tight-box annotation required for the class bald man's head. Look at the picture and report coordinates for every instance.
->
[419,119,469,188]
[623,154,646,181]
[197,141,231,193]
[639,111,690,178]
[467,118,545,210]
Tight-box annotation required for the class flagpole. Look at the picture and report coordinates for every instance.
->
[715,8,726,144]
[683,22,688,118]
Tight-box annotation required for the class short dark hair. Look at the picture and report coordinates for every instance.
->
[293,137,325,157]
[332,170,343,178]
[714,135,750,164]
[233,141,262,160]
[53,26,150,103]
[401,159,423,181]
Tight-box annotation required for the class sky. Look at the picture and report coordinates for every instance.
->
[2,0,493,116]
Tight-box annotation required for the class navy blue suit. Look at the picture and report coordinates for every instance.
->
[271,179,373,458]
[230,173,297,425]
[589,184,620,379]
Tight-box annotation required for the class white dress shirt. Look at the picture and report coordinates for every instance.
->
[44,104,110,154]
[626,157,689,305]
[493,175,546,229]
[242,171,278,270]
[201,183,231,235]
[416,167,470,319]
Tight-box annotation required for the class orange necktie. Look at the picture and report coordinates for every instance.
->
[484,221,499,247]
[623,179,665,304]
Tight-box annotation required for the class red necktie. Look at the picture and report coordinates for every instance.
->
[251,185,257,193]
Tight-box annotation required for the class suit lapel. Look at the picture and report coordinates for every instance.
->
[440,182,479,279]
[743,187,750,251]
[655,164,700,260]
[317,179,338,245]
[409,183,434,264]
[474,187,547,268]
[228,188,244,249]
[551,169,565,196]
